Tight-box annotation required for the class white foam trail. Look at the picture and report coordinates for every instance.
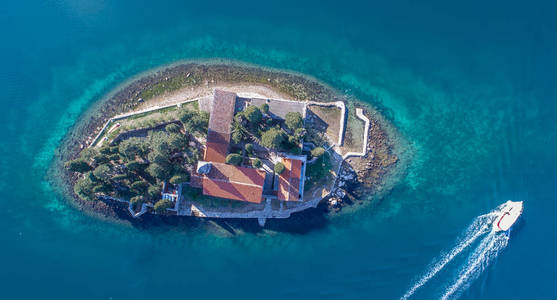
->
[400,213,497,300]
[440,232,509,300]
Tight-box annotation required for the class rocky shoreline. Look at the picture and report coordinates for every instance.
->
[52,61,403,227]
[328,107,400,211]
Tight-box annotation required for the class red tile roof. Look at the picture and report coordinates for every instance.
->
[204,142,229,163]
[192,162,266,203]
[204,90,237,164]
[202,178,263,203]
[278,158,303,201]
[191,90,266,203]
[208,90,236,135]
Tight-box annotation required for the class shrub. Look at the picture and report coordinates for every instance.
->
[169,173,190,184]
[311,147,326,157]
[245,143,254,154]
[260,103,269,114]
[252,158,262,168]
[226,153,242,166]
[65,159,92,173]
[165,123,181,133]
[285,112,303,130]
[243,105,263,124]
[93,164,111,181]
[274,162,285,174]
[154,199,174,212]
[260,127,286,149]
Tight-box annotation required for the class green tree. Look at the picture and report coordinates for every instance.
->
[252,158,262,168]
[260,103,269,114]
[243,105,263,124]
[119,137,148,159]
[168,133,187,151]
[108,154,120,161]
[112,174,128,182]
[93,154,110,165]
[231,130,244,144]
[99,147,112,155]
[311,146,326,157]
[148,151,170,167]
[178,109,196,124]
[260,127,286,149]
[154,199,174,212]
[125,161,145,172]
[165,123,181,133]
[274,162,285,174]
[130,196,145,211]
[179,109,209,134]
[226,153,243,166]
[266,118,274,127]
[294,127,306,139]
[93,164,111,182]
[131,181,148,194]
[79,148,98,161]
[148,184,162,199]
[169,173,190,184]
[149,131,172,156]
[92,183,111,194]
[65,159,92,173]
[245,143,254,154]
[231,121,247,144]
[146,163,171,181]
[285,112,303,130]
[74,172,96,200]
[234,111,245,122]
[288,135,299,145]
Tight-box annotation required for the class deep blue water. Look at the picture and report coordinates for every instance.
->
[1,0,556,299]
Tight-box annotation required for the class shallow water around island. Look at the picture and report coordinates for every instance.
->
[2,0,556,299]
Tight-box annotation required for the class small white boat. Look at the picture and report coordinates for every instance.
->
[493,200,523,232]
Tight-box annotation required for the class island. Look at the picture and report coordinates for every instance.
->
[56,62,401,226]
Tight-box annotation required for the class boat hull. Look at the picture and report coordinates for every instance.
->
[493,201,523,232]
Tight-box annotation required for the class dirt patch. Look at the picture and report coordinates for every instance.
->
[307,105,341,144]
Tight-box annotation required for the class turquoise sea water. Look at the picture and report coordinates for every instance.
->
[2,0,556,299]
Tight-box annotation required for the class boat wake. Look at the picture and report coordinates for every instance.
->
[440,230,508,299]
[401,204,510,300]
